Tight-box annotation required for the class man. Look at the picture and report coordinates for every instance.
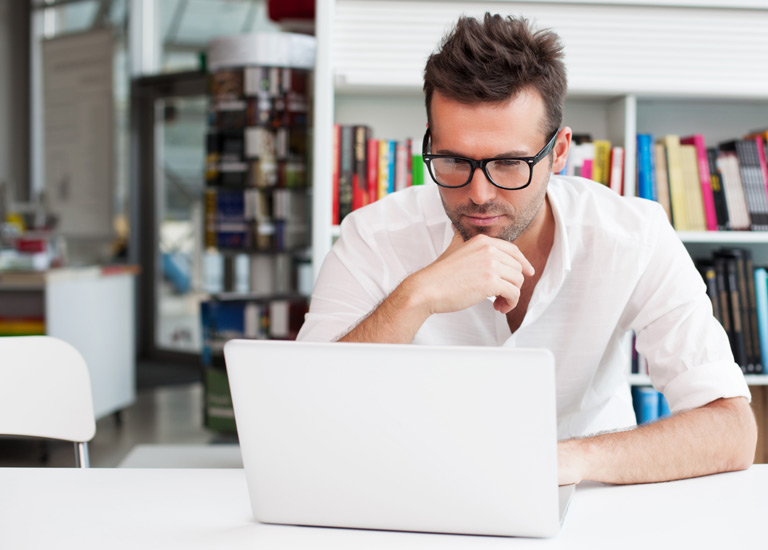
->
[297,13,756,485]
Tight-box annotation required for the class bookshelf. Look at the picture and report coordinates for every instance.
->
[201,34,315,431]
[311,0,768,452]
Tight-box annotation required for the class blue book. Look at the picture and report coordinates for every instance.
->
[754,267,768,371]
[632,386,660,424]
[658,393,671,418]
[636,134,656,200]
[387,140,396,194]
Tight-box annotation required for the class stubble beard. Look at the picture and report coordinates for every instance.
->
[441,179,549,243]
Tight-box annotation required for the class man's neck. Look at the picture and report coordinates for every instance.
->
[514,196,555,265]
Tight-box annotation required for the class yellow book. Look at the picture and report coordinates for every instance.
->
[378,140,389,200]
[592,140,611,185]
[653,143,672,223]
[680,145,706,231]
[661,135,689,231]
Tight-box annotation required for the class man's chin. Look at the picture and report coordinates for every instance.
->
[457,223,505,241]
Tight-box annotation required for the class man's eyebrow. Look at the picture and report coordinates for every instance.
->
[434,148,532,158]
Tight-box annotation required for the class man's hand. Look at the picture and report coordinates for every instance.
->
[338,230,534,343]
[408,231,535,316]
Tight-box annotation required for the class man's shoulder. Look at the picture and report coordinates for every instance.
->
[550,175,667,234]
[341,184,447,236]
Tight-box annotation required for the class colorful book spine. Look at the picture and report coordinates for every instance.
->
[636,134,655,200]
[679,144,707,231]
[378,140,389,200]
[662,135,689,231]
[366,138,379,205]
[632,386,660,425]
[706,147,730,230]
[338,125,354,222]
[681,134,718,231]
[755,267,768,372]
[332,124,340,225]
[609,146,624,195]
[592,139,612,186]
[654,143,672,223]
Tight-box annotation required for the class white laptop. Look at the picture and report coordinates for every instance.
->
[224,339,573,538]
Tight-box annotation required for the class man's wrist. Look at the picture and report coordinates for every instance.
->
[393,272,434,321]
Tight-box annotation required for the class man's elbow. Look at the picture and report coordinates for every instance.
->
[720,397,758,472]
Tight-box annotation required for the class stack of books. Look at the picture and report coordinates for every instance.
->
[636,130,768,232]
[205,66,311,252]
[332,124,424,224]
[698,248,767,375]
[560,134,625,195]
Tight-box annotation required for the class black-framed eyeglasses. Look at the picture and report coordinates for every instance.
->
[421,128,560,191]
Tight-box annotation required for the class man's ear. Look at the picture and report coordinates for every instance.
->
[551,127,572,173]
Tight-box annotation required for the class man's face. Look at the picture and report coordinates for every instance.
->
[428,89,564,243]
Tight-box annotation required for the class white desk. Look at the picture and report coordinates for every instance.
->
[1,466,766,549]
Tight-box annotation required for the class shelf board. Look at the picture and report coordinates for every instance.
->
[678,231,768,243]
[629,373,768,386]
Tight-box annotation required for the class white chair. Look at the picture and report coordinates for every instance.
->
[0,336,96,467]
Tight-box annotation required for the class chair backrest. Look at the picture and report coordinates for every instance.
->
[0,336,96,467]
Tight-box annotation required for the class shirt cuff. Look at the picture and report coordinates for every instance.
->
[661,361,751,414]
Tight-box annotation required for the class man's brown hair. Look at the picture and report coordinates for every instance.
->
[423,13,567,138]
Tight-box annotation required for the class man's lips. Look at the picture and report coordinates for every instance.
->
[464,214,502,226]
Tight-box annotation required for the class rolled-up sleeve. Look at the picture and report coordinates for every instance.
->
[297,215,391,342]
[627,207,750,413]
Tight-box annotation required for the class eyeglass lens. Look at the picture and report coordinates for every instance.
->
[429,158,530,189]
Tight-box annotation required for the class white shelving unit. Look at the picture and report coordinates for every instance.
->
[311,0,768,382]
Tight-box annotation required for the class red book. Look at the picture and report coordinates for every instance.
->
[332,124,340,225]
[367,138,379,205]
[681,134,717,231]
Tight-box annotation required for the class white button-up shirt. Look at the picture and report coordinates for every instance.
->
[298,176,750,439]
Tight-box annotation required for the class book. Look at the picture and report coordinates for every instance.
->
[721,140,768,231]
[654,143,672,223]
[608,146,624,195]
[661,135,689,231]
[338,125,354,222]
[716,151,752,231]
[754,267,768,372]
[699,261,723,323]
[352,125,372,211]
[632,386,660,425]
[636,134,655,200]
[387,140,396,194]
[681,134,718,231]
[706,147,730,230]
[378,140,390,200]
[366,138,379,204]
[679,145,707,231]
[412,155,424,186]
[714,252,750,373]
[395,142,409,191]
[742,249,763,373]
[658,393,671,418]
[592,139,611,185]
[567,141,594,178]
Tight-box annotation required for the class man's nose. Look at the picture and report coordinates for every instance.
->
[466,166,498,205]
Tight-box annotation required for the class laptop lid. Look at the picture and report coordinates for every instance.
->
[224,340,562,538]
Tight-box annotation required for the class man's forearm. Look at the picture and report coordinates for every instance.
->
[558,396,757,485]
[337,276,431,343]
